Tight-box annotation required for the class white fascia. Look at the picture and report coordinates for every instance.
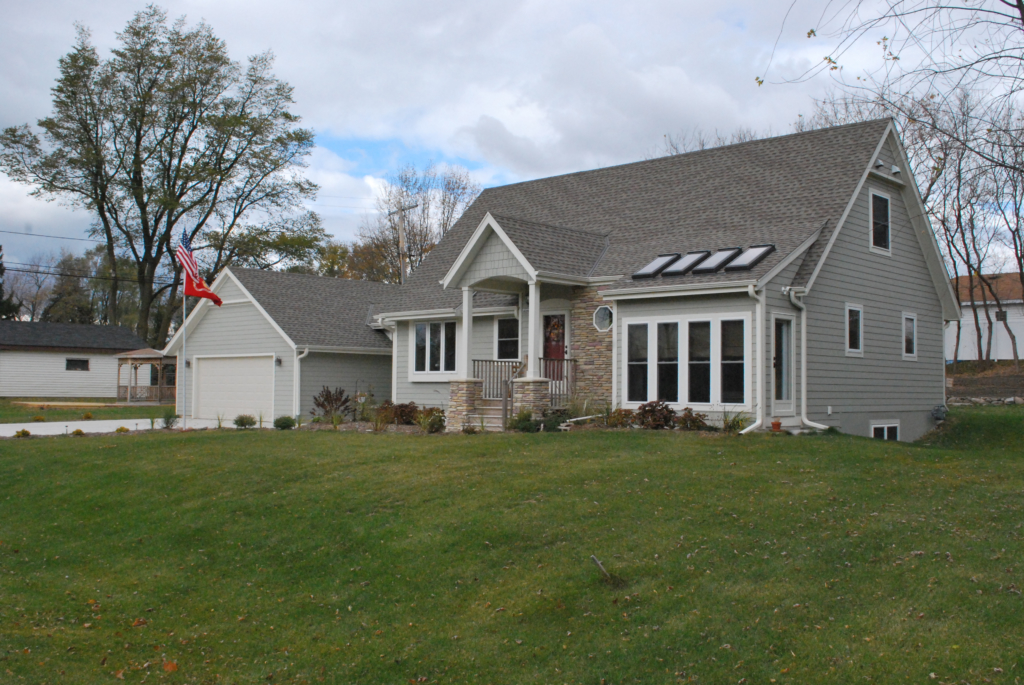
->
[601,281,757,301]
[440,213,537,289]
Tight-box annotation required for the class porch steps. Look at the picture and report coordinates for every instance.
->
[467,399,506,432]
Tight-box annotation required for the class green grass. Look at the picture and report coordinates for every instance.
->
[1,407,1022,684]
[0,398,166,424]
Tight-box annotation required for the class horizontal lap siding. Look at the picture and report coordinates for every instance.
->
[764,260,804,415]
[393,321,455,409]
[805,161,945,438]
[216,278,247,302]
[298,352,392,415]
[0,351,120,398]
[176,301,293,419]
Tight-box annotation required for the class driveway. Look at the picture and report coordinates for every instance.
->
[0,417,226,438]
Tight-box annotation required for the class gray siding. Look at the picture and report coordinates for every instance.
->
[174,301,294,419]
[393,320,454,409]
[298,352,392,415]
[763,259,804,418]
[458,232,530,287]
[216,277,248,302]
[804,164,945,441]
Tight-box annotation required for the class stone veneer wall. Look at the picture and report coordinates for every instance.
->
[569,285,614,404]
[512,378,551,419]
[446,379,483,432]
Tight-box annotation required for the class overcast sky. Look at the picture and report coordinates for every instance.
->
[0,0,885,265]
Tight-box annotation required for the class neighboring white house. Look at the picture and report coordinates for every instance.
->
[163,267,398,421]
[944,274,1024,361]
[0,321,147,398]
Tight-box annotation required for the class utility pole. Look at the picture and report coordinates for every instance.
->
[387,202,419,284]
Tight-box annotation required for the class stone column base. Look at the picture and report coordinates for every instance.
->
[446,378,483,432]
[512,378,552,420]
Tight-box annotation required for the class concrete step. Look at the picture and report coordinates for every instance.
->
[467,413,505,432]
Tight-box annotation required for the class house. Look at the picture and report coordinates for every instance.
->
[944,274,1023,362]
[369,118,960,441]
[0,320,147,398]
[163,267,398,421]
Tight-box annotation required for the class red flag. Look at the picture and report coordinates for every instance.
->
[184,272,222,306]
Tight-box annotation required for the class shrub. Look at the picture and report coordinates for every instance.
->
[273,416,296,430]
[606,408,635,428]
[415,407,446,434]
[32,415,45,422]
[635,401,676,430]
[14,429,31,438]
[676,407,709,431]
[310,386,353,422]
[380,401,417,425]
[461,421,479,435]
[115,426,130,433]
[82,412,93,420]
[507,409,540,433]
[721,410,750,434]
[162,409,179,429]
[234,414,256,429]
[541,409,570,432]
[309,415,322,424]
[71,429,86,436]
[371,405,393,432]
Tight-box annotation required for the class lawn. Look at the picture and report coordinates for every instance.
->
[1,408,1022,684]
[0,398,166,424]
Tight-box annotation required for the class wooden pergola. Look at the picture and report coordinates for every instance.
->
[116,348,176,404]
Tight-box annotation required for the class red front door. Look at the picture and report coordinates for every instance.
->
[543,314,566,359]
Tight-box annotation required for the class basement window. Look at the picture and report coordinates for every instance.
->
[872,423,899,441]
[66,358,90,371]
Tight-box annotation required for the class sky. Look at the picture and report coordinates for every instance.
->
[0,0,886,266]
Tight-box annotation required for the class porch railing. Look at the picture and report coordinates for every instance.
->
[473,359,523,400]
[118,385,176,403]
[541,357,577,409]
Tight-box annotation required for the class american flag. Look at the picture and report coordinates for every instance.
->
[176,229,199,282]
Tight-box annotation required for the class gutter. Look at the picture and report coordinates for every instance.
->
[784,287,829,431]
[740,284,765,434]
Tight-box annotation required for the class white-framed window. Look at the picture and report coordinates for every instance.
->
[846,304,863,357]
[414,321,457,373]
[622,313,750,407]
[902,312,917,360]
[871,421,899,441]
[869,190,891,254]
[593,305,613,332]
[66,358,90,371]
[496,317,520,360]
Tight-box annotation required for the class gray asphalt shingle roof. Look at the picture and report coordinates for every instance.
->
[230,268,400,350]
[0,321,146,351]
[384,119,890,313]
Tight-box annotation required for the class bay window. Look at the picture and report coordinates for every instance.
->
[414,321,457,373]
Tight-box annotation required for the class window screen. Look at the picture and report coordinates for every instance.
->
[627,324,649,402]
[497,318,519,359]
[688,322,711,403]
[66,358,89,371]
[872,194,890,250]
[720,320,745,404]
[657,322,678,403]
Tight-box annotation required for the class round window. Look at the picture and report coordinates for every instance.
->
[593,305,613,332]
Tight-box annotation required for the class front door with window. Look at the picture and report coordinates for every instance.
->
[772,317,794,415]
[543,314,566,381]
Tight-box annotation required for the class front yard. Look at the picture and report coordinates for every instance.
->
[0,398,166,425]
[1,407,1021,684]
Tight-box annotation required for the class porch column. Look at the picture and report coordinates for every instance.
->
[526,280,542,378]
[460,286,473,378]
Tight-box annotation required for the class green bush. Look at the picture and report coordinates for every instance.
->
[635,401,675,429]
[273,416,296,430]
[371,405,393,433]
[234,414,257,429]
[721,410,750,434]
[162,409,179,429]
[415,407,446,433]
[541,409,570,432]
[606,408,635,428]
[507,409,540,433]
[676,407,709,431]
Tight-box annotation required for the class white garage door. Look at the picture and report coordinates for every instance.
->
[194,356,274,420]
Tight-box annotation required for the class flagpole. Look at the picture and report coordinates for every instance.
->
[182,288,188,430]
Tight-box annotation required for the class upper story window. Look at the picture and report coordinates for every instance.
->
[846,304,863,356]
[903,313,917,360]
[870,192,891,252]
[415,322,456,372]
[66,358,89,371]
[496,318,520,360]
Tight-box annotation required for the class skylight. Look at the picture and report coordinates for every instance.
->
[662,251,710,276]
[724,244,775,271]
[632,253,680,279]
[691,248,741,274]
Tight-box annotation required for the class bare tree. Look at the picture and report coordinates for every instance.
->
[654,126,771,157]
[5,253,55,321]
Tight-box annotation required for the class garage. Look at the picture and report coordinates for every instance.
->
[194,355,274,420]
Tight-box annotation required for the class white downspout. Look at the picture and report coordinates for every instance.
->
[740,284,765,434]
[294,347,310,417]
[786,288,829,430]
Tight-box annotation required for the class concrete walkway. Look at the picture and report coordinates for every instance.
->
[0,417,226,438]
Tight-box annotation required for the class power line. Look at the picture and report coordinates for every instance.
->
[0,229,104,243]
[4,266,179,287]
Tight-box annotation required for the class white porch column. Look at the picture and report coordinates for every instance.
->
[526,280,542,378]
[460,286,473,377]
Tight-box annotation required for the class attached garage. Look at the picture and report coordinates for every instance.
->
[193,355,275,420]
[164,268,397,422]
